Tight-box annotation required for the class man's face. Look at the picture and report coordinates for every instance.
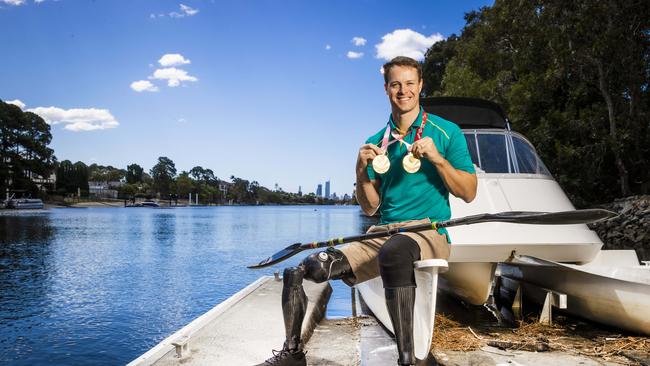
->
[384,65,423,114]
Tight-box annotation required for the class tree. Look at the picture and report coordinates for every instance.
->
[423,0,650,205]
[150,156,176,196]
[175,171,194,197]
[89,164,125,183]
[126,163,144,184]
[422,34,460,96]
[0,101,56,195]
[55,160,89,195]
[190,166,217,184]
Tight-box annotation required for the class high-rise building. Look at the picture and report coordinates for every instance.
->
[316,184,322,197]
[325,180,331,199]
[298,185,302,196]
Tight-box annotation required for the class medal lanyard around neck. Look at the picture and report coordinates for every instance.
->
[379,112,428,151]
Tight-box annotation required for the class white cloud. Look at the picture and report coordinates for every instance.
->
[34,0,45,3]
[180,4,198,15]
[150,67,198,87]
[177,117,187,123]
[1,0,25,5]
[158,53,191,67]
[325,44,331,50]
[130,80,159,93]
[27,106,119,132]
[346,51,364,59]
[375,29,444,61]
[170,3,198,18]
[351,37,367,46]
[5,99,26,109]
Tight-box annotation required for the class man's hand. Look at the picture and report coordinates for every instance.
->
[409,137,444,166]
[357,143,384,174]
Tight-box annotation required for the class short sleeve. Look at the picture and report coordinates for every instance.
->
[445,128,476,173]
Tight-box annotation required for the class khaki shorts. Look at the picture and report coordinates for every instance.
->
[339,218,450,285]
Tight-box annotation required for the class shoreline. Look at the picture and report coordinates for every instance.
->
[37,201,355,209]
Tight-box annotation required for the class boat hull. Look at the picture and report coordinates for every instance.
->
[356,259,448,360]
[5,199,44,209]
[438,262,496,305]
[498,251,650,335]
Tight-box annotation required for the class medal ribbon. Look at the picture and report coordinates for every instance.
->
[385,112,428,149]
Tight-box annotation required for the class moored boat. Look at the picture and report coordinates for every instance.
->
[357,97,647,337]
[4,198,44,209]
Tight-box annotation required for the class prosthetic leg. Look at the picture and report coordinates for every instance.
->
[254,248,353,366]
[379,235,421,366]
[385,287,416,365]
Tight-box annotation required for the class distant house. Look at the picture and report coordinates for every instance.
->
[30,172,56,191]
[219,180,231,196]
[88,181,119,199]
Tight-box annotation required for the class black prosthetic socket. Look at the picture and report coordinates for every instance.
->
[302,248,355,285]
[385,287,417,365]
[378,235,421,288]
[282,267,307,352]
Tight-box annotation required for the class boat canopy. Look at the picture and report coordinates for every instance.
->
[463,130,551,176]
[421,97,508,129]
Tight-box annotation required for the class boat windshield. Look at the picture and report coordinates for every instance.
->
[463,130,551,175]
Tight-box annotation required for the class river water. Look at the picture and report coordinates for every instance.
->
[0,206,375,366]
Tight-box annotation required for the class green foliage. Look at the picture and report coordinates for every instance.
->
[423,34,460,96]
[0,100,56,196]
[422,0,650,205]
[126,163,144,184]
[89,164,125,182]
[150,156,176,196]
[55,160,89,195]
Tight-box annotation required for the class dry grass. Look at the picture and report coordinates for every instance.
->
[431,314,482,352]
[430,314,650,364]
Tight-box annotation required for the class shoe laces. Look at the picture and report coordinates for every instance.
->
[264,348,304,365]
[264,348,290,365]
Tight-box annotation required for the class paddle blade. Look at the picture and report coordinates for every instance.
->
[490,209,617,225]
[247,243,304,269]
[441,208,618,228]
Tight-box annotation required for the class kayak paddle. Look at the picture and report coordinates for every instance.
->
[247,209,617,269]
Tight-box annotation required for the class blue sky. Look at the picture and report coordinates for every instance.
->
[1,0,492,197]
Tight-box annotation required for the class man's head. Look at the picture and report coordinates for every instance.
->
[383,56,423,115]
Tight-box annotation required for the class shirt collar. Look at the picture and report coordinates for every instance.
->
[388,106,424,133]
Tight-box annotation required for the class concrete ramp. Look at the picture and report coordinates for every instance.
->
[128,276,332,365]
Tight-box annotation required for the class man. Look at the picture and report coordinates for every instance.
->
[255,56,477,366]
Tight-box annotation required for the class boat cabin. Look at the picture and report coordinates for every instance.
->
[420,97,602,264]
[422,97,550,177]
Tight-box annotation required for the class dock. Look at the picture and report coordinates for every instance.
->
[128,276,645,366]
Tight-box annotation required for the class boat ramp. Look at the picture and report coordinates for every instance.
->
[128,274,647,365]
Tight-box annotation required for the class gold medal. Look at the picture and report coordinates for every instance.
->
[372,154,390,174]
[402,153,421,173]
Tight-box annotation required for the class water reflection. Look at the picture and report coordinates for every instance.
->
[0,213,54,364]
[0,206,371,365]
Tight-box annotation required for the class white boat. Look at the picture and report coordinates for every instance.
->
[5,198,44,209]
[356,97,648,341]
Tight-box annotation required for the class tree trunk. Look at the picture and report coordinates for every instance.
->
[596,60,631,196]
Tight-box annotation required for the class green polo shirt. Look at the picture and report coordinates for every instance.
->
[366,107,475,238]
